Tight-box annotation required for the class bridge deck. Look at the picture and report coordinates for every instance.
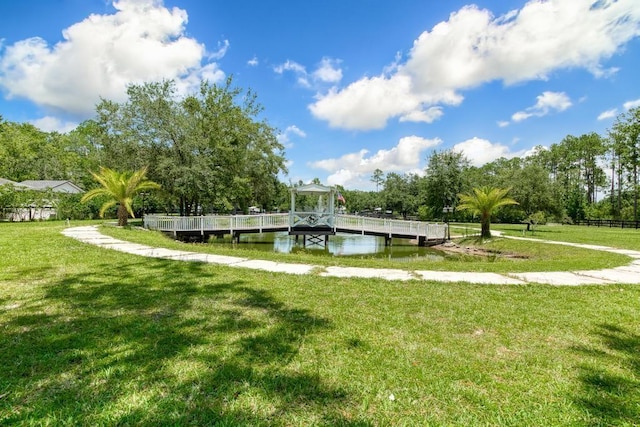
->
[143,213,447,245]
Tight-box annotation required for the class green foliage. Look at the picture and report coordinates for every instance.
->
[55,193,106,220]
[457,187,519,238]
[424,149,470,213]
[81,167,160,226]
[94,77,287,216]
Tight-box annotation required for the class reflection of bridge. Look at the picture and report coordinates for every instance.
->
[143,213,448,246]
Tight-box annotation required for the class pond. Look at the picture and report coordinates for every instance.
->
[209,231,448,261]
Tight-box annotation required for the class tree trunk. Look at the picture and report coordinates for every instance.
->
[117,204,129,227]
[481,214,491,239]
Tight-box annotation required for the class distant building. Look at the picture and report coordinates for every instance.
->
[0,178,84,221]
[19,180,84,194]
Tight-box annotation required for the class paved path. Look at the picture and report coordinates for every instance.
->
[62,226,640,285]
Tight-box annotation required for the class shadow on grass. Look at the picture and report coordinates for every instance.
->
[0,257,371,426]
[573,323,640,426]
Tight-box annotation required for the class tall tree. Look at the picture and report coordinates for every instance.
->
[94,77,286,215]
[457,187,518,239]
[371,168,385,192]
[81,166,160,226]
[424,150,470,216]
[610,107,640,220]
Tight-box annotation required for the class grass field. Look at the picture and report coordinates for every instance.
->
[98,223,633,274]
[1,221,640,425]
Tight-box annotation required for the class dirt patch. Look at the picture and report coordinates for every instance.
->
[431,241,529,259]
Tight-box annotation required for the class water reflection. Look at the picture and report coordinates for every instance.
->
[210,232,445,261]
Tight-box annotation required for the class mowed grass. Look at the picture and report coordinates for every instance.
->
[487,222,640,250]
[99,223,633,273]
[1,221,640,425]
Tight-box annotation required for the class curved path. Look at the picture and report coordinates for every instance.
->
[62,226,640,285]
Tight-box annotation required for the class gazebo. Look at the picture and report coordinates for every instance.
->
[289,183,337,245]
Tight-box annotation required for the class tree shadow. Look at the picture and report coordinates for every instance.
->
[572,323,640,425]
[0,257,371,425]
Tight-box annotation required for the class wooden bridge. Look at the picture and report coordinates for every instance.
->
[143,213,448,246]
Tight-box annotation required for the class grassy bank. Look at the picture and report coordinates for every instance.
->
[98,224,634,274]
[1,221,640,425]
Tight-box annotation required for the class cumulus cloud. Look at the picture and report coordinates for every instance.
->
[309,135,441,187]
[274,59,310,87]
[597,108,618,120]
[309,0,640,130]
[0,0,226,117]
[275,57,343,88]
[453,137,526,167]
[277,125,306,147]
[624,98,640,110]
[312,58,342,83]
[511,91,572,122]
[247,56,259,67]
[30,116,78,133]
[399,106,443,124]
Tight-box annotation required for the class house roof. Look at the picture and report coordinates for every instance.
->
[0,178,30,188]
[19,180,84,193]
[0,178,18,186]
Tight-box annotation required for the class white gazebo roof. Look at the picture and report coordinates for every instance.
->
[290,183,333,195]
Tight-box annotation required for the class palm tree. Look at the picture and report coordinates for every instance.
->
[81,166,160,226]
[457,186,518,239]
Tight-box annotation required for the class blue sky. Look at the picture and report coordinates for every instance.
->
[1,0,639,190]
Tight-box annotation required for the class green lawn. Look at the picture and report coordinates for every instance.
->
[485,222,640,250]
[98,223,633,274]
[1,221,640,425]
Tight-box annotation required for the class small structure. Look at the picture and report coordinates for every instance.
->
[0,178,84,221]
[19,180,84,194]
[289,183,337,247]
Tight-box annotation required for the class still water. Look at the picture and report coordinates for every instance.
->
[210,232,446,261]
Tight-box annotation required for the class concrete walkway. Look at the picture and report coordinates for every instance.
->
[62,226,640,285]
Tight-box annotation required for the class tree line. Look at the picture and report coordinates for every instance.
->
[1,74,639,224]
[338,107,640,224]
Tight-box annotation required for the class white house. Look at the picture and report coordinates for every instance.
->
[1,178,84,221]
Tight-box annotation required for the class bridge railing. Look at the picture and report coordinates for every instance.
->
[144,213,289,233]
[335,215,446,239]
[144,213,447,240]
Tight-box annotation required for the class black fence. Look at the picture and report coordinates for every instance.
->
[572,219,640,229]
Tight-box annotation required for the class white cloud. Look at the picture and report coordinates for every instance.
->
[497,120,510,128]
[511,91,572,122]
[309,0,640,130]
[247,56,258,67]
[399,106,443,124]
[597,108,618,120]
[0,0,226,117]
[30,116,78,133]
[624,98,640,110]
[453,137,525,167]
[275,57,343,88]
[312,58,342,83]
[277,125,306,147]
[309,74,458,130]
[273,60,310,87]
[309,135,441,187]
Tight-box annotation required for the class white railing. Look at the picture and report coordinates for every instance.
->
[144,213,447,240]
[144,213,289,234]
[334,215,446,239]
